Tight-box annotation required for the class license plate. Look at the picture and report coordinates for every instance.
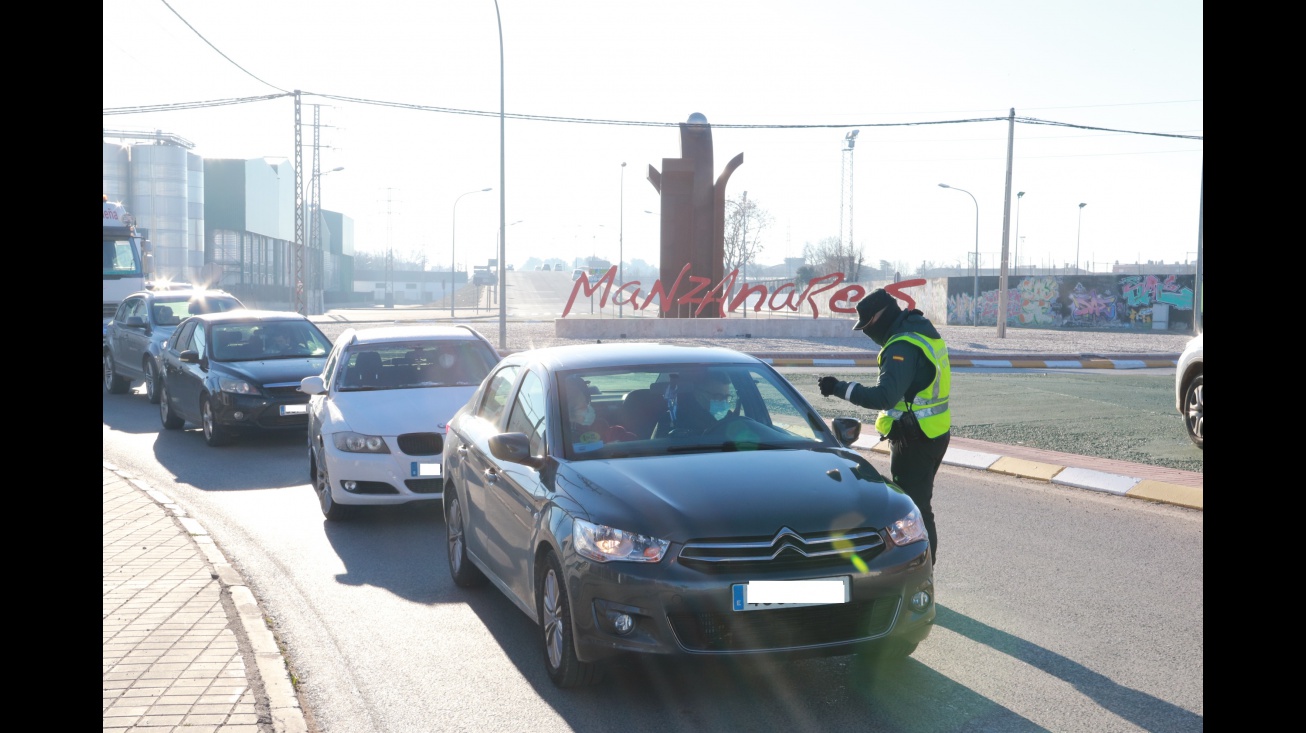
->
[412,462,441,477]
[732,577,849,611]
[280,404,307,415]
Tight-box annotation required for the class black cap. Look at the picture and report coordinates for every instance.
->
[852,288,898,331]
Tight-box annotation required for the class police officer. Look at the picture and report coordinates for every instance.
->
[819,288,951,565]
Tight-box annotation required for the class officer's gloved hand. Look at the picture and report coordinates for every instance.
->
[818,375,841,397]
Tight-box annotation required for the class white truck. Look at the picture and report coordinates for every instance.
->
[103,195,150,331]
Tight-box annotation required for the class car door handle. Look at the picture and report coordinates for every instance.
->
[458,444,468,455]
[483,468,499,484]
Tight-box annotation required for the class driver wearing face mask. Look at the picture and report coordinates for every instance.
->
[665,370,735,436]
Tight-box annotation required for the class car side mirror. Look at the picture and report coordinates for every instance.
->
[300,375,326,395]
[179,350,200,364]
[489,433,544,469]
[831,417,862,447]
[124,316,146,328]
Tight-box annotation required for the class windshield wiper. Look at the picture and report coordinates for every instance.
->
[665,441,790,454]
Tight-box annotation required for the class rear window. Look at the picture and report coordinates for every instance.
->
[337,339,498,391]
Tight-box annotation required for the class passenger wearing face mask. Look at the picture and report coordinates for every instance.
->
[817,288,950,566]
[566,377,636,451]
[430,345,471,384]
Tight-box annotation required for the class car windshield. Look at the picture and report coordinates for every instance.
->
[153,295,243,327]
[558,363,833,461]
[336,339,497,391]
[209,322,331,362]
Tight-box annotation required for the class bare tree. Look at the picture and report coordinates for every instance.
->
[724,196,772,277]
[803,236,865,281]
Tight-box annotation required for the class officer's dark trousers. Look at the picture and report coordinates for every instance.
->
[888,431,950,565]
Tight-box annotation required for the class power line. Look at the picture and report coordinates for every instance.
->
[159,0,289,94]
[105,92,1203,141]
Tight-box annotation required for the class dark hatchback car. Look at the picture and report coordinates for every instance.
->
[442,343,935,687]
[157,310,331,446]
[103,288,245,403]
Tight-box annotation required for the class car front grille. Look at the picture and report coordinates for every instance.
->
[677,527,886,574]
[265,384,308,398]
[666,597,899,652]
[404,478,444,494]
[397,432,443,456]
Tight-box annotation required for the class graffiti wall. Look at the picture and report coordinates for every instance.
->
[944,274,1196,330]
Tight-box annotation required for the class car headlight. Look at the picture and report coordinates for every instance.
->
[573,519,668,563]
[332,432,391,454]
[885,508,928,547]
[218,377,259,395]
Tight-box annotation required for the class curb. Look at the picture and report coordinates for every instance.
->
[849,435,1202,510]
[105,463,310,733]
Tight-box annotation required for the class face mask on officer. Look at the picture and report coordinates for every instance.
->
[852,289,902,347]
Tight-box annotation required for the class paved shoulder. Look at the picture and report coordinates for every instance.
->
[104,463,310,733]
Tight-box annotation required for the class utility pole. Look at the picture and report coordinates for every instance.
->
[308,105,321,315]
[293,91,305,314]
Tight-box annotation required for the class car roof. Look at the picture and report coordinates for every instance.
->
[183,309,311,324]
[128,288,238,301]
[340,325,491,345]
[503,343,758,371]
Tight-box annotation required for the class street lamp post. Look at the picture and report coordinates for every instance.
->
[1013,191,1025,277]
[494,0,507,350]
[619,161,626,318]
[451,187,492,318]
[1075,202,1087,275]
[939,183,980,326]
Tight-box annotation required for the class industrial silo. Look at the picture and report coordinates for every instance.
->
[129,142,193,284]
[186,151,206,276]
[102,143,130,203]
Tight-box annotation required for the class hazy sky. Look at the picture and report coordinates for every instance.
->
[103,0,1203,275]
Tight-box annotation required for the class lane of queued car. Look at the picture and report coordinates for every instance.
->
[156,310,332,447]
[299,325,501,520]
[441,342,935,688]
[104,288,245,403]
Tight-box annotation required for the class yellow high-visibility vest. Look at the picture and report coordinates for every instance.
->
[874,332,951,439]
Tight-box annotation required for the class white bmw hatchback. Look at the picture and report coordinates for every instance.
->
[301,325,501,520]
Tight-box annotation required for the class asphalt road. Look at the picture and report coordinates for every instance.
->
[102,390,1203,733]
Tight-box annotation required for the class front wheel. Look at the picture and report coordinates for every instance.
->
[537,551,603,688]
[104,351,130,394]
[444,486,485,587]
[313,451,353,520]
[144,359,162,404]
[159,379,184,430]
[1182,373,1203,449]
[201,395,235,447]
